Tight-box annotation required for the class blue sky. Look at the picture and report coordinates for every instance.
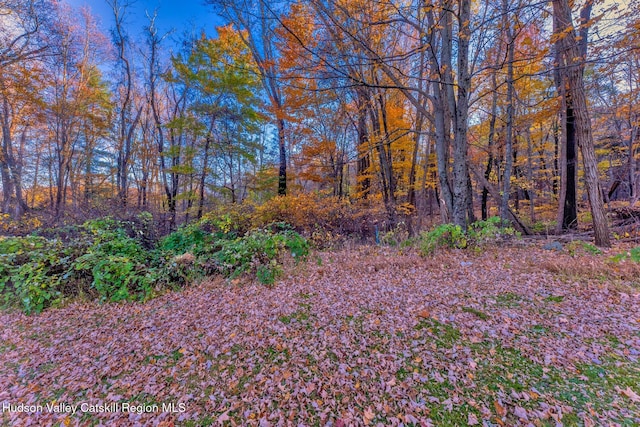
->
[65,0,222,37]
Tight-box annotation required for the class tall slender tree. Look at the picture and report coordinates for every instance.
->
[552,0,610,246]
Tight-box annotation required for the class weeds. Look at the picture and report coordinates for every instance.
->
[419,217,519,255]
[0,215,309,313]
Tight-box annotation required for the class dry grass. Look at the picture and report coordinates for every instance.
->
[523,244,640,292]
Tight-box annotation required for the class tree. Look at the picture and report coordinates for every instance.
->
[208,0,289,196]
[170,26,263,212]
[0,0,52,217]
[552,0,610,246]
[144,11,178,226]
[46,5,110,218]
[108,0,142,207]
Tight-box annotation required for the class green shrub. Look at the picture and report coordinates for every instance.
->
[90,256,152,302]
[420,223,467,255]
[0,236,70,314]
[73,219,154,302]
[529,219,557,234]
[381,222,409,247]
[214,226,309,284]
[419,217,519,256]
[0,215,310,314]
[12,253,63,314]
[611,247,640,263]
[468,216,518,243]
[200,204,253,237]
[158,222,212,256]
[566,240,602,256]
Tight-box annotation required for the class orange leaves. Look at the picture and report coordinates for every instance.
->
[251,192,386,243]
[417,309,431,319]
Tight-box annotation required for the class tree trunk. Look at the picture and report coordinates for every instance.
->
[563,103,578,229]
[425,8,453,222]
[451,0,471,228]
[526,129,536,222]
[482,65,499,220]
[501,11,515,223]
[356,91,371,198]
[552,0,610,247]
[277,117,287,195]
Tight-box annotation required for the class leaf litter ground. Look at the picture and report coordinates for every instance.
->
[1,244,639,426]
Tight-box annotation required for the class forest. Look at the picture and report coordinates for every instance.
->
[1,0,640,425]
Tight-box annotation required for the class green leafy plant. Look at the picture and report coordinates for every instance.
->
[0,236,71,313]
[566,240,602,256]
[468,216,519,243]
[419,223,467,255]
[73,219,154,302]
[158,222,212,257]
[0,215,310,314]
[214,227,309,284]
[420,217,520,256]
[611,246,640,263]
[381,222,409,247]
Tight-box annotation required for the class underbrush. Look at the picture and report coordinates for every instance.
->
[0,214,308,314]
[251,192,386,247]
[419,216,519,255]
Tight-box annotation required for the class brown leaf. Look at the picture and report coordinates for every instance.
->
[513,406,528,420]
[417,309,431,319]
[618,386,640,402]
[494,400,507,418]
[467,412,479,425]
[363,407,375,425]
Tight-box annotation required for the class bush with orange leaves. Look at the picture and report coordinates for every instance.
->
[0,213,42,236]
[252,192,386,247]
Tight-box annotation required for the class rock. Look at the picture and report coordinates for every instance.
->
[543,241,563,251]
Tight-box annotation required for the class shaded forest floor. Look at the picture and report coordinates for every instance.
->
[1,243,640,426]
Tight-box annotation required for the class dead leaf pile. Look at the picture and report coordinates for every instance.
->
[1,245,639,425]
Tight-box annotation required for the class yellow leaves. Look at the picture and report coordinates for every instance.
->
[0,213,42,233]
[396,202,415,216]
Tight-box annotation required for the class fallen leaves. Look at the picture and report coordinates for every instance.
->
[417,309,431,319]
[0,245,639,425]
[513,405,529,420]
[618,386,640,402]
[494,400,507,418]
[363,407,375,424]
[468,412,479,425]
